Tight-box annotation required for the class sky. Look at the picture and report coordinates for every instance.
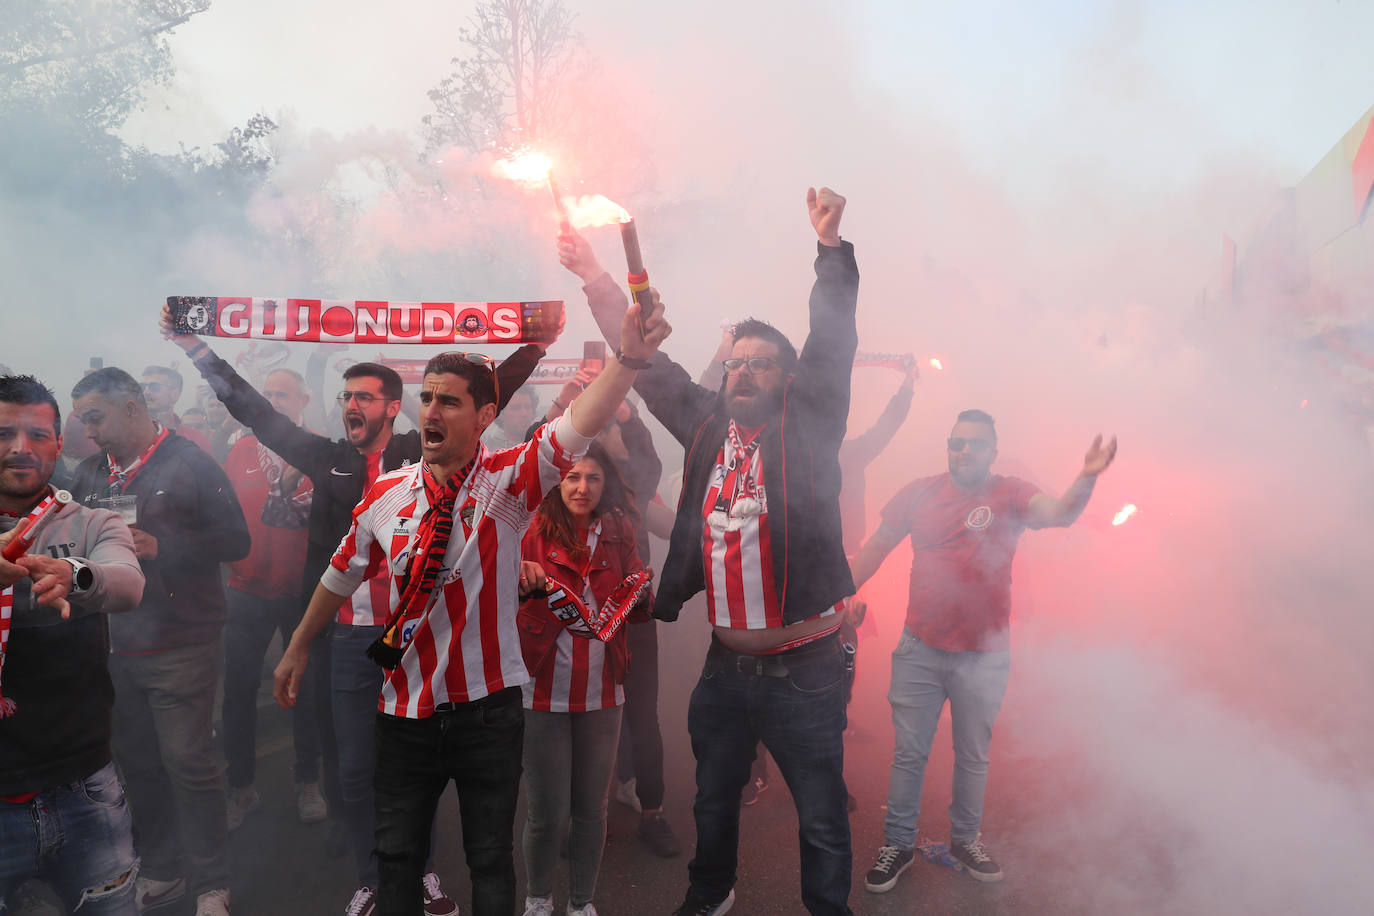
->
[123,0,1374,187]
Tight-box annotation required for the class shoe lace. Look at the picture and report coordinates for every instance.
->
[874,844,903,871]
[961,839,992,864]
[345,887,374,916]
[421,872,444,900]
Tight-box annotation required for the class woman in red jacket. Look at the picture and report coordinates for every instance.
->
[518,442,649,916]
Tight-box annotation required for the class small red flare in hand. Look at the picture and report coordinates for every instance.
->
[563,195,632,229]
[929,358,944,371]
[1112,504,1138,527]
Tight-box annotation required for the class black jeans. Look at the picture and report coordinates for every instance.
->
[614,619,667,810]
[687,636,853,915]
[373,687,524,916]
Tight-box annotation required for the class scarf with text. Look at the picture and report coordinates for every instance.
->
[367,458,477,670]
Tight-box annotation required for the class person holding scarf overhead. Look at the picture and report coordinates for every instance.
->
[271,291,672,916]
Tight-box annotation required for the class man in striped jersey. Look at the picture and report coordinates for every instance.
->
[163,306,549,915]
[270,296,671,916]
[560,187,859,915]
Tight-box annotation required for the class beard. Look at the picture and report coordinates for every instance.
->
[725,382,783,428]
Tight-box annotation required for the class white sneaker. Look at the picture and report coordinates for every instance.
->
[195,888,230,916]
[225,785,260,831]
[135,874,186,911]
[522,895,554,916]
[295,780,328,823]
[614,777,642,812]
[344,886,376,916]
[568,904,599,916]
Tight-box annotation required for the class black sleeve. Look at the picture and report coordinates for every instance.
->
[496,344,546,411]
[792,241,860,456]
[191,350,335,481]
[617,410,663,506]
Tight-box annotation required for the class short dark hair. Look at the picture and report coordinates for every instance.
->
[955,409,997,442]
[731,319,798,372]
[0,374,62,435]
[72,367,147,409]
[143,365,184,392]
[423,353,497,409]
[342,363,403,401]
[507,386,537,409]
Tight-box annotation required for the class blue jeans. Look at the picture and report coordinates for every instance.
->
[331,623,386,887]
[687,638,852,915]
[884,629,1010,849]
[373,688,525,916]
[0,762,139,914]
[222,587,320,787]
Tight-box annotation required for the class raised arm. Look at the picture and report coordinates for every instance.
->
[1025,434,1118,529]
[565,290,671,439]
[842,365,915,467]
[160,306,333,478]
[557,228,715,445]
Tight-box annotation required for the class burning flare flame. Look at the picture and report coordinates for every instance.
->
[490,150,553,190]
[1112,504,1138,526]
[561,194,631,229]
[929,357,944,371]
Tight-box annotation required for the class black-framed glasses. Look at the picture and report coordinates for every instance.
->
[721,357,778,375]
[336,391,396,407]
[947,437,994,454]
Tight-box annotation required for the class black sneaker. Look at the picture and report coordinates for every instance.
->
[671,889,734,915]
[740,776,768,807]
[949,836,1003,882]
[864,843,916,893]
[637,813,682,857]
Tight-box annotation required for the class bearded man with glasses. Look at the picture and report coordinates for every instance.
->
[850,408,1117,893]
[160,306,545,916]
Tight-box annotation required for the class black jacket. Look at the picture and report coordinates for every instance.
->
[71,433,250,654]
[191,345,547,605]
[583,241,860,624]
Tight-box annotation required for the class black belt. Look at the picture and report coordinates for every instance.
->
[705,632,842,678]
[432,686,521,715]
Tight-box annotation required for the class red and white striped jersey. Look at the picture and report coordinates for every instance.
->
[335,451,387,627]
[703,423,836,630]
[321,416,590,717]
[523,523,624,713]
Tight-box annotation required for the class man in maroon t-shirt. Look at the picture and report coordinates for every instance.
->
[851,409,1116,891]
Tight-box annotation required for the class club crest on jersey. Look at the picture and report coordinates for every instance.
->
[401,621,419,644]
[965,506,994,531]
[460,503,476,528]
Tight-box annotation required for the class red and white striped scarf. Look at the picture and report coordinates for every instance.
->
[107,425,170,493]
[0,489,63,718]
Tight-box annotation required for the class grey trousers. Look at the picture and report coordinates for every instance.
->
[521,705,623,907]
[109,638,230,897]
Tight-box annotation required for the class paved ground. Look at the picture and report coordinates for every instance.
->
[15,609,1066,915]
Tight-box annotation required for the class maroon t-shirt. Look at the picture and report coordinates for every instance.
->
[880,472,1040,652]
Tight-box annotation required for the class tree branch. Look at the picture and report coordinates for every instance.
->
[2,5,209,76]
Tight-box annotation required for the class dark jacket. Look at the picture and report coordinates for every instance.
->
[582,241,860,624]
[190,345,547,605]
[0,501,144,795]
[71,433,250,654]
[517,509,650,683]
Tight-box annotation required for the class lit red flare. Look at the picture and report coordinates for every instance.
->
[1112,504,1138,527]
[490,150,553,190]
[929,357,944,371]
[563,195,632,229]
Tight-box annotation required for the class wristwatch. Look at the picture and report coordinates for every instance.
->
[62,557,95,595]
[615,349,653,370]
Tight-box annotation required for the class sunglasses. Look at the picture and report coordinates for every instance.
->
[947,437,994,454]
[432,352,501,407]
[721,357,779,375]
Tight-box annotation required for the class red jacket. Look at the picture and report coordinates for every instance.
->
[518,509,651,685]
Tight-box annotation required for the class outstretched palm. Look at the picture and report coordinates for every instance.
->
[1082,434,1118,477]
